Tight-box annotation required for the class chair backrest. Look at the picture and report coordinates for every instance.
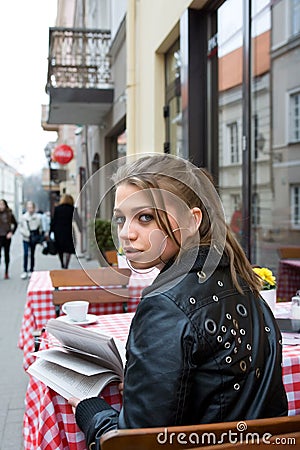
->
[50,268,131,315]
[187,431,300,449]
[105,250,118,266]
[277,246,300,259]
[100,415,300,450]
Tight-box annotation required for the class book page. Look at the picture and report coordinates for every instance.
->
[27,358,120,400]
[33,348,117,376]
[46,318,125,376]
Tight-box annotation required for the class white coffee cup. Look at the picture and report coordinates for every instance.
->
[62,301,89,322]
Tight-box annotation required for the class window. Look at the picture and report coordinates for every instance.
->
[229,195,242,242]
[292,0,300,36]
[291,186,300,228]
[290,92,300,142]
[227,122,239,163]
[252,193,260,227]
[231,194,241,213]
[164,39,182,156]
[253,114,259,159]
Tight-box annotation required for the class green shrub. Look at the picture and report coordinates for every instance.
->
[93,219,114,251]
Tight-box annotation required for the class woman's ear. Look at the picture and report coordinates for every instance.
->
[190,207,202,231]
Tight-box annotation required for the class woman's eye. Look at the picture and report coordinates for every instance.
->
[113,216,125,225]
[139,214,154,223]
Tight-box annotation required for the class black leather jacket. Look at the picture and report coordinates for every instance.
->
[75,248,288,447]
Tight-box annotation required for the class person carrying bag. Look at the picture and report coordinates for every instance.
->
[19,201,43,279]
[28,225,44,246]
[42,233,57,255]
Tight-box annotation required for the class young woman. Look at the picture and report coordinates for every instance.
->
[19,201,43,279]
[70,154,287,447]
[0,199,18,279]
[50,194,75,269]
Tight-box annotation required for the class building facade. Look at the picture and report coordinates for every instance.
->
[0,157,23,220]
[43,0,300,277]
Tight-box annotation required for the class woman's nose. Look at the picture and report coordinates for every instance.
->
[118,220,137,241]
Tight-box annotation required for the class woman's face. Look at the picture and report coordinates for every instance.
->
[0,200,5,211]
[26,202,35,214]
[114,183,199,270]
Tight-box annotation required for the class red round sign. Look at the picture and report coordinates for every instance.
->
[52,144,74,165]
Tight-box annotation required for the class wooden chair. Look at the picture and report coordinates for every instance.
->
[105,250,118,266]
[277,246,300,259]
[33,267,131,351]
[100,415,300,450]
[50,267,131,317]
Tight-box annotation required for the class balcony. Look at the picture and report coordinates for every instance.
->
[46,28,114,125]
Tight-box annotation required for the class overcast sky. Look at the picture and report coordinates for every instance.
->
[0,0,270,177]
[0,0,57,176]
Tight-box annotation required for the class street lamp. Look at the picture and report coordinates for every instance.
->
[44,142,54,215]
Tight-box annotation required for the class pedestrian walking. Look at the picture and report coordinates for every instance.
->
[50,194,76,269]
[0,199,18,279]
[19,201,43,279]
[37,209,51,234]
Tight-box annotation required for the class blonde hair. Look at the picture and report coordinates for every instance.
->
[113,154,261,295]
[59,194,74,206]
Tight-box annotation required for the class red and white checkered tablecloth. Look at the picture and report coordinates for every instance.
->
[277,259,300,302]
[24,313,132,450]
[23,306,300,450]
[274,302,300,416]
[18,270,158,371]
[282,345,300,416]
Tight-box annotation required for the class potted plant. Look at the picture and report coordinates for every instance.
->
[91,219,115,265]
[253,267,277,310]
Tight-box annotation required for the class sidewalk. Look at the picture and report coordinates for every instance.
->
[0,230,98,449]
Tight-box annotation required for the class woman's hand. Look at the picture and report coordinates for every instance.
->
[68,396,81,414]
[6,232,12,239]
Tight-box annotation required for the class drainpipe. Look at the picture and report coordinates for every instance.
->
[126,0,136,155]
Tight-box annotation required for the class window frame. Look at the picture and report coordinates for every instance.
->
[292,0,300,36]
[291,185,300,229]
[227,121,240,164]
[290,90,300,143]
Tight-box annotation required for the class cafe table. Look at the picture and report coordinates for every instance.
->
[18,269,158,371]
[277,259,300,302]
[23,304,300,450]
[24,312,131,450]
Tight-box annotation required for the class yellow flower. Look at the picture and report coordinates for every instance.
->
[253,267,276,290]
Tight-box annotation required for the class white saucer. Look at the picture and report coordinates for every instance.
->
[57,314,98,326]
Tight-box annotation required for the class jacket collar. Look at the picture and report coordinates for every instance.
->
[143,245,229,297]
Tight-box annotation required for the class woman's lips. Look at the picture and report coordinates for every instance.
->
[123,248,142,259]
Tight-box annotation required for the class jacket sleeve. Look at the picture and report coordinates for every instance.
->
[11,213,18,233]
[19,216,29,238]
[75,294,195,447]
[75,397,119,445]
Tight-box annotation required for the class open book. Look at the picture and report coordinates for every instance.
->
[27,318,126,401]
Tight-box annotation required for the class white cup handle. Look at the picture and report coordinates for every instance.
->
[62,304,68,315]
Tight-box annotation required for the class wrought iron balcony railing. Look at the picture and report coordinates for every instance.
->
[46,27,113,90]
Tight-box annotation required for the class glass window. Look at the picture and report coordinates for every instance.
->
[252,193,260,227]
[117,130,127,158]
[292,0,300,36]
[165,39,182,156]
[217,0,243,233]
[291,185,300,228]
[227,122,239,163]
[214,0,300,272]
[290,92,300,143]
